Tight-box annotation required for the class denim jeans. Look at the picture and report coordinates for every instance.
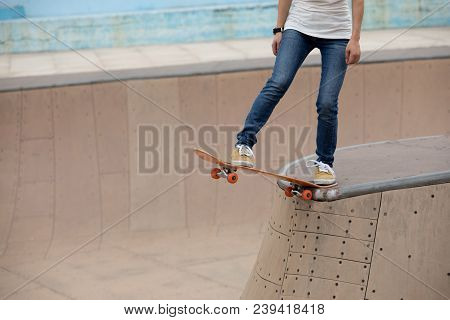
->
[236,29,349,166]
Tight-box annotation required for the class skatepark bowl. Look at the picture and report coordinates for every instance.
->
[1,27,450,299]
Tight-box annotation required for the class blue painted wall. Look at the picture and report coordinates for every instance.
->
[0,0,259,19]
[0,0,449,54]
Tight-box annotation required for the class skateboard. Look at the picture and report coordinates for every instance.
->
[194,148,338,201]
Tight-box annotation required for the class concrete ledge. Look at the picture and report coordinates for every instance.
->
[339,170,450,200]
[279,135,450,201]
[2,46,450,92]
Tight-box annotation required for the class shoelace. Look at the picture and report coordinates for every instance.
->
[306,160,335,175]
[237,144,254,157]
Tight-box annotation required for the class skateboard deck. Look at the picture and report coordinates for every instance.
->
[195,148,338,201]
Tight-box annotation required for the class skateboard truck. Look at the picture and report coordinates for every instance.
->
[277,180,339,202]
[210,167,239,184]
[283,184,313,200]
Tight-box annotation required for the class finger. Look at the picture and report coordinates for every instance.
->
[345,48,350,64]
[272,41,276,56]
[348,55,354,65]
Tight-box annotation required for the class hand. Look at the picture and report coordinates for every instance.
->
[345,39,361,64]
[272,32,282,56]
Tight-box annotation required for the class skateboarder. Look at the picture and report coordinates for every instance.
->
[231,0,363,185]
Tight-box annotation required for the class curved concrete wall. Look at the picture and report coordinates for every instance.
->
[241,183,450,299]
[0,58,449,259]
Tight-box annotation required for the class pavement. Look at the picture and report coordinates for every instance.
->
[1,27,450,90]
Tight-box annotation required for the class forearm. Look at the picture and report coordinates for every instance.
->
[351,0,364,40]
[277,0,293,28]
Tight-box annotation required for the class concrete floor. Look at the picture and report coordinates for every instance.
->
[1,223,264,299]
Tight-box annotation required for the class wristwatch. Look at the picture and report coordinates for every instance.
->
[273,27,284,35]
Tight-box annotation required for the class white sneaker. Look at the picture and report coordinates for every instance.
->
[231,144,255,168]
[306,160,336,185]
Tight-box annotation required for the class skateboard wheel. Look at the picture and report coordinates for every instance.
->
[302,190,313,200]
[211,168,221,180]
[285,187,294,197]
[227,172,238,184]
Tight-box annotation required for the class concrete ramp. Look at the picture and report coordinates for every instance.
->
[242,136,450,299]
[0,54,449,298]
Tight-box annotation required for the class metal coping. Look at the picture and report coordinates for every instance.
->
[338,170,450,200]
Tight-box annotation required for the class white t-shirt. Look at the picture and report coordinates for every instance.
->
[284,0,352,39]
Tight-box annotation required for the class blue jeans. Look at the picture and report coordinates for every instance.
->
[236,29,349,166]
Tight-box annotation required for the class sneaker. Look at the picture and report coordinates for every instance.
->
[231,144,255,168]
[306,160,336,185]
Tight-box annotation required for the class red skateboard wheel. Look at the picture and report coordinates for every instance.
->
[285,187,294,197]
[227,172,238,184]
[211,168,221,179]
[302,189,313,200]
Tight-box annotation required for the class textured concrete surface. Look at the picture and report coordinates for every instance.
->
[242,136,450,299]
[0,225,264,299]
[0,27,449,90]
[1,61,449,299]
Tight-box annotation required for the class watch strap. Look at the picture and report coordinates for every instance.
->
[273,27,284,35]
